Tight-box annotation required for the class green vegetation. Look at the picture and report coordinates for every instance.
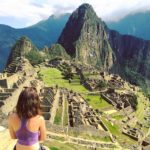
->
[101,136,112,142]
[112,115,124,120]
[49,44,70,60]
[101,118,120,135]
[26,49,45,65]
[128,94,138,110]
[68,131,111,142]
[96,80,107,90]
[101,117,136,145]
[84,95,112,109]
[60,62,74,80]
[44,140,88,150]
[39,68,112,110]
[135,92,148,121]
[39,68,88,94]
[54,106,62,125]
[50,147,59,150]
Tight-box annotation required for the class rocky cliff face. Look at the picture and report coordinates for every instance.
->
[58,3,150,92]
[109,30,150,75]
[108,30,150,87]
[58,4,114,70]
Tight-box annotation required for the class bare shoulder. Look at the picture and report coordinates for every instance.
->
[32,115,44,122]
[38,115,45,121]
[8,112,18,119]
[8,113,19,124]
[37,115,45,125]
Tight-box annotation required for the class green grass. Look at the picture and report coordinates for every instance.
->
[101,117,136,145]
[101,117,120,135]
[39,68,88,94]
[44,140,88,150]
[112,115,124,120]
[39,67,112,111]
[101,136,112,142]
[135,92,148,121]
[54,106,62,125]
[84,95,112,109]
[50,147,59,150]
[68,130,112,142]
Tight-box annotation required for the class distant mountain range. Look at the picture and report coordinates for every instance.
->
[0,10,150,72]
[0,14,70,71]
[107,11,150,40]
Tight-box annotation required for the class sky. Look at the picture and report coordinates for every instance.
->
[0,0,150,28]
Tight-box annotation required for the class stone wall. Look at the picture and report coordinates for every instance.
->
[0,79,8,88]
[46,121,109,138]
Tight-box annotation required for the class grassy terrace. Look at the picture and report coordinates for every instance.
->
[39,67,111,110]
[100,117,136,144]
[112,115,124,120]
[135,92,149,121]
[84,95,112,109]
[39,67,137,147]
[39,67,87,93]
[101,117,120,135]
[45,140,88,150]
[54,106,62,125]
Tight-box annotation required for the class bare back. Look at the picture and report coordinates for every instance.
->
[8,113,46,150]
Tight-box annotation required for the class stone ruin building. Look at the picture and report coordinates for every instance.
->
[40,87,55,120]
[101,88,136,111]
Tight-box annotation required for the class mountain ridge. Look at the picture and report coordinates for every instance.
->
[107,11,150,40]
[58,3,114,70]
[0,13,70,71]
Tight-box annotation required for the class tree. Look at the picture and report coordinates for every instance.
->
[25,50,45,65]
[96,80,107,90]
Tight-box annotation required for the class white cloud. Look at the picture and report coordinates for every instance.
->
[0,0,150,27]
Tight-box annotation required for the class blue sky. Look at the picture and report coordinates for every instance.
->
[0,0,150,28]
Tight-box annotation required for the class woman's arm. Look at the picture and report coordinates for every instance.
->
[39,116,46,141]
[8,115,17,139]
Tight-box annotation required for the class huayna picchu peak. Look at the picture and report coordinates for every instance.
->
[58,3,114,70]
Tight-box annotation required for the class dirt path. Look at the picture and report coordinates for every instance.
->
[49,89,60,124]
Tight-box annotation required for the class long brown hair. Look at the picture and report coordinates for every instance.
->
[16,87,41,119]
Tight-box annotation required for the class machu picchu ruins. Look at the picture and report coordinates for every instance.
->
[0,2,150,150]
[0,50,150,150]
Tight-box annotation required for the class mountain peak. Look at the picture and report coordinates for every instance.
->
[58,3,113,70]
[78,3,93,10]
[72,3,98,20]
